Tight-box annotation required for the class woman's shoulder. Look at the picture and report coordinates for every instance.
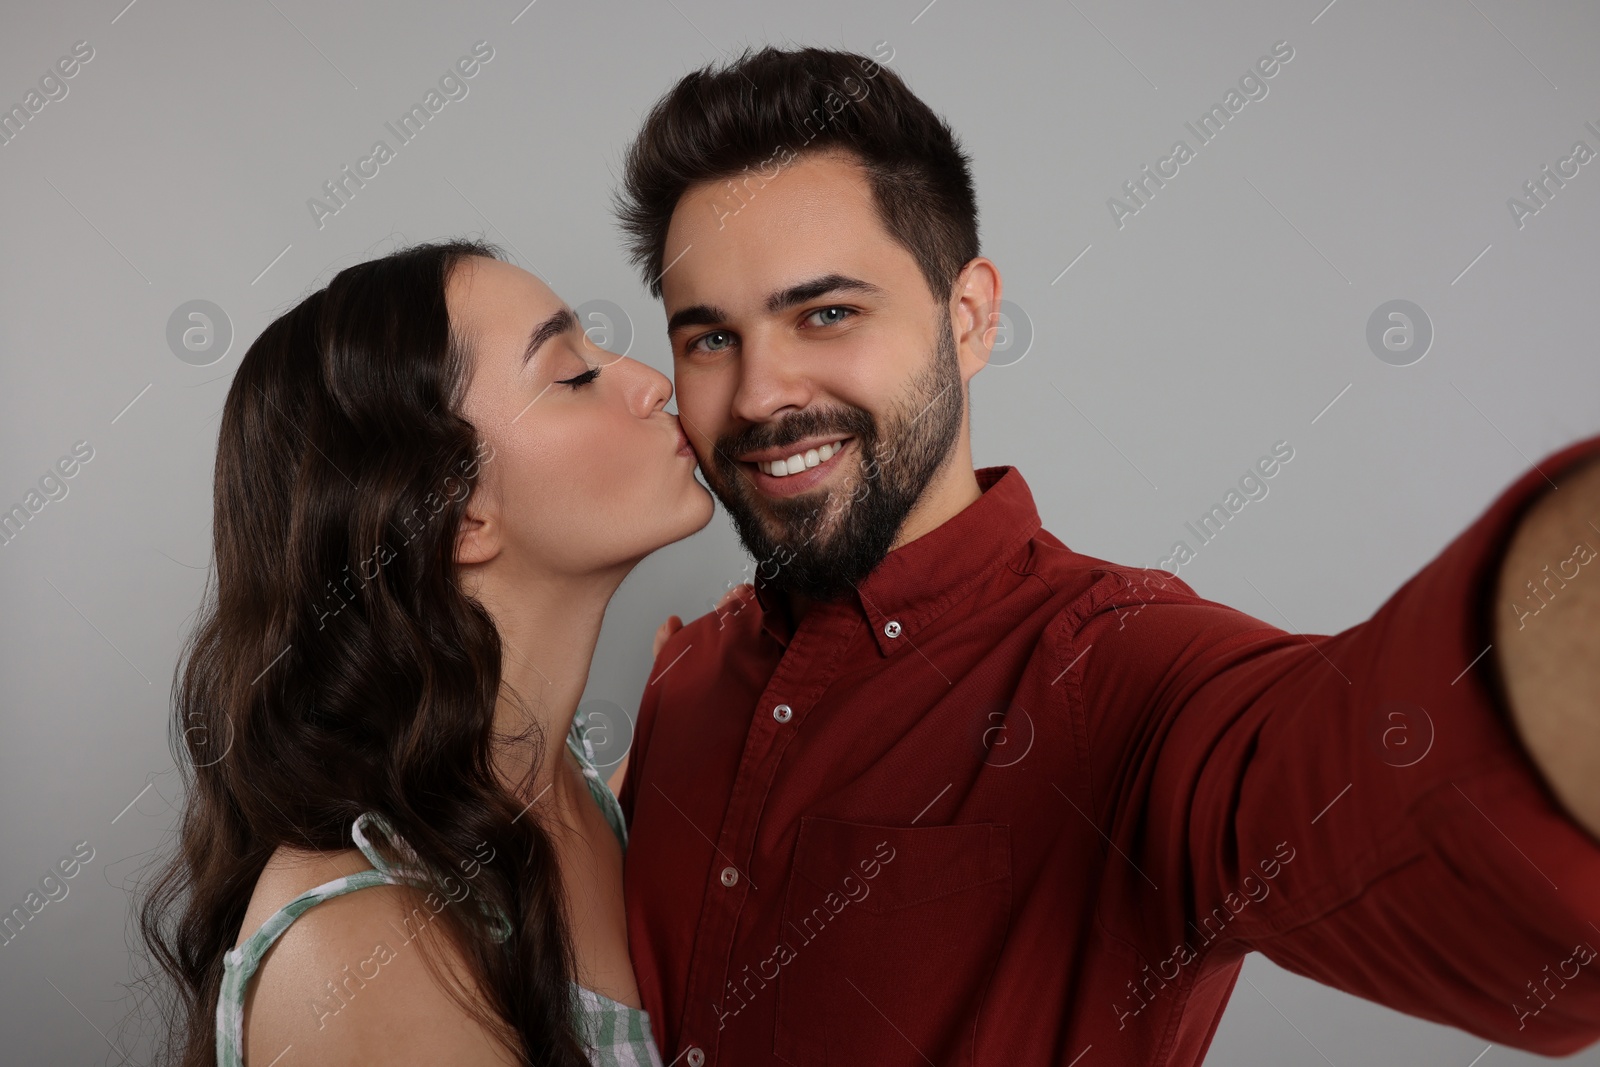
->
[236,842,374,937]
[238,841,519,1066]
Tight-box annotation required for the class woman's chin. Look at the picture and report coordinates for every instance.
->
[588,480,715,567]
[680,482,717,535]
[655,482,717,550]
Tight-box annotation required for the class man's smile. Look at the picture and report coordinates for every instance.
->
[737,436,855,498]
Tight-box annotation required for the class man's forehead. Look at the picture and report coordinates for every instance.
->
[658,159,900,316]
[662,152,861,234]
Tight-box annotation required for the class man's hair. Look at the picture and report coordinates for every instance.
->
[615,46,979,302]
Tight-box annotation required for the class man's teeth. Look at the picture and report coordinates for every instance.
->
[757,439,846,477]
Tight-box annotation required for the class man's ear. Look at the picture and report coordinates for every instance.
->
[949,257,1002,383]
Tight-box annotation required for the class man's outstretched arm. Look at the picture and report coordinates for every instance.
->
[1494,452,1600,838]
[1063,430,1600,1052]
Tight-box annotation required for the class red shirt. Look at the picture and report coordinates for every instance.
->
[619,437,1600,1066]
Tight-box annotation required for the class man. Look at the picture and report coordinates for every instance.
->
[613,46,1600,1066]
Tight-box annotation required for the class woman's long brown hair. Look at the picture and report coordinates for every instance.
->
[139,238,590,1065]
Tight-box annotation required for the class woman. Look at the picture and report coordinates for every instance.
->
[140,237,713,1065]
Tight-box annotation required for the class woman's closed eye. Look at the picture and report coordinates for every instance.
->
[555,364,601,388]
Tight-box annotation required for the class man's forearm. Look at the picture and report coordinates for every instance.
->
[1493,452,1600,839]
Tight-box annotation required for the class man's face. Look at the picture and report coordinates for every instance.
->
[660,151,969,600]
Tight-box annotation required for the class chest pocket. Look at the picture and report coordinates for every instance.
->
[773,817,1011,1067]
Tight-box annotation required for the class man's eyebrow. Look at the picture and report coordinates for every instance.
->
[666,303,731,334]
[665,275,883,336]
[520,306,577,368]
[766,274,883,314]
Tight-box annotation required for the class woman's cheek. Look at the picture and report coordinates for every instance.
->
[599,415,646,481]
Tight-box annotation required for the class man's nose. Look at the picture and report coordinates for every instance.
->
[729,331,815,424]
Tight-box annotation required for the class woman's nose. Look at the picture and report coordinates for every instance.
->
[624,356,673,416]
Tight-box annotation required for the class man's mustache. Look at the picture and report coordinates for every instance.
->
[716,408,876,460]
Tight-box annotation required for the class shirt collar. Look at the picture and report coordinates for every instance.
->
[751,466,1043,654]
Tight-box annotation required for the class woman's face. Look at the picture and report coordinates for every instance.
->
[448,256,712,580]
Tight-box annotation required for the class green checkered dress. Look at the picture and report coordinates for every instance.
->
[215,707,663,1067]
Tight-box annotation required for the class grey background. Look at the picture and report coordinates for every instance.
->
[2,0,1597,1063]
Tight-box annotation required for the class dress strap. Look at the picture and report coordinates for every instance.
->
[568,706,629,851]
[355,810,514,945]
[218,726,624,1067]
[215,866,396,1067]
[351,810,430,882]
[214,812,515,1066]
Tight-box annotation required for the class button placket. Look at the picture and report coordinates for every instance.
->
[681,608,856,1055]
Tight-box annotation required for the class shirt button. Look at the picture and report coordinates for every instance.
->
[719,865,739,887]
[686,1047,705,1067]
[884,620,902,638]
[773,703,793,723]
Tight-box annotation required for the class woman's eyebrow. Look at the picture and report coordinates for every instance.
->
[520,306,578,368]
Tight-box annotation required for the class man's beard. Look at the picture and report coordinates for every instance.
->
[705,316,965,602]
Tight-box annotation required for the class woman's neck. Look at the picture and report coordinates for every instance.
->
[467,564,626,821]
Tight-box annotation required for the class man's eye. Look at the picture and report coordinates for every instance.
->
[804,306,854,327]
[691,330,735,354]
